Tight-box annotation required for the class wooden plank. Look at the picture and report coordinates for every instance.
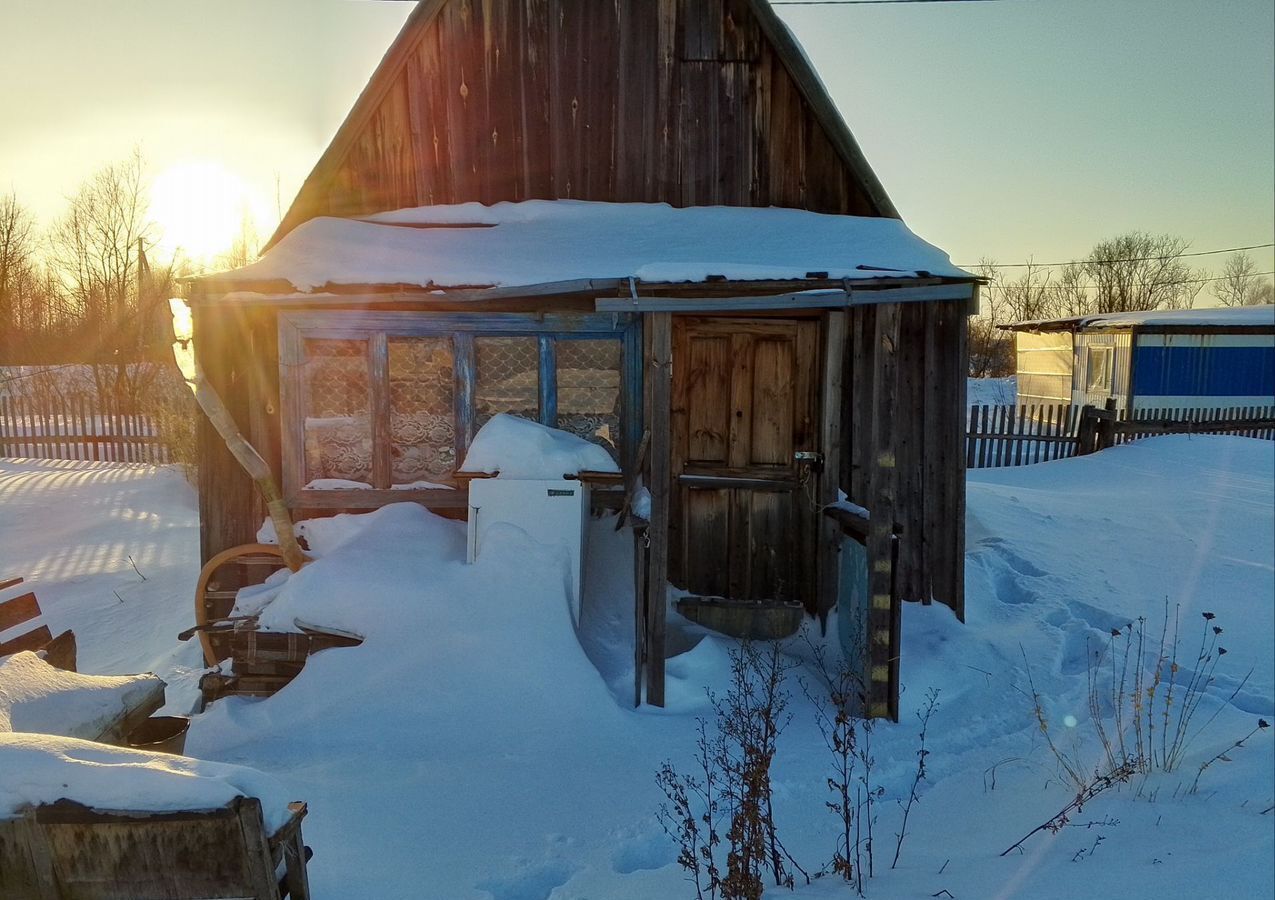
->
[683,334,730,463]
[538,334,557,427]
[633,529,647,709]
[0,816,57,899]
[893,304,924,600]
[0,591,41,632]
[370,332,391,489]
[975,404,988,469]
[0,625,53,658]
[816,311,846,618]
[645,312,672,708]
[867,302,900,719]
[0,577,24,592]
[596,290,849,312]
[849,283,976,305]
[965,404,978,468]
[0,396,10,457]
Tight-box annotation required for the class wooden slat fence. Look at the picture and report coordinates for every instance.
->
[1113,405,1275,443]
[966,403,1080,469]
[0,395,170,463]
[969,402,1275,469]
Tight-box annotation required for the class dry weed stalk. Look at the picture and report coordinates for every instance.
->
[657,641,802,900]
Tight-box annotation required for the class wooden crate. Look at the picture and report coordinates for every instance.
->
[0,797,310,899]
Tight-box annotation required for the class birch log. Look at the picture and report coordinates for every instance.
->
[193,362,306,572]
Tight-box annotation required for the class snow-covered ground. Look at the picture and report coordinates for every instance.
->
[1,436,1271,899]
[969,375,1018,407]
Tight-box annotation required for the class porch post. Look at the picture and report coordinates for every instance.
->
[816,311,848,621]
[868,304,900,721]
[644,312,672,707]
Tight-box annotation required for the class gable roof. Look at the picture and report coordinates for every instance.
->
[265,0,901,251]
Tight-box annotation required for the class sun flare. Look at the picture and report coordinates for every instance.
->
[149,160,272,265]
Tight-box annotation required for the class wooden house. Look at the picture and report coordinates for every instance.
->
[186,0,979,716]
[1004,305,1275,415]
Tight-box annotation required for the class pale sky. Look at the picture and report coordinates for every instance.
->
[2,0,1272,282]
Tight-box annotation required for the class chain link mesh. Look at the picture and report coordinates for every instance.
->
[389,338,456,483]
[556,339,621,460]
[475,336,539,430]
[303,339,372,483]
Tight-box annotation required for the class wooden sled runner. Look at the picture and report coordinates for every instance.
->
[184,544,362,705]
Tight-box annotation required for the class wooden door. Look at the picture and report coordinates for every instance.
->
[670,317,821,605]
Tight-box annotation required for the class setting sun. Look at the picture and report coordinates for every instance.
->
[149,160,272,265]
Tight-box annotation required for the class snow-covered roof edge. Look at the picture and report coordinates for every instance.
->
[1003,304,1275,332]
[195,201,975,298]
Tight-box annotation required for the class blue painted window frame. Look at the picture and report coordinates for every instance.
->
[278,310,642,509]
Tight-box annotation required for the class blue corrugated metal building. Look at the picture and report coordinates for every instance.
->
[1005,305,1275,414]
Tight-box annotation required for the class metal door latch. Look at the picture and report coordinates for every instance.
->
[794,450,824,472]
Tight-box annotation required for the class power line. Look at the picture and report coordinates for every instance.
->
[983,270,1274,295]
[966,242,1275,270]
[771,0,1012,5]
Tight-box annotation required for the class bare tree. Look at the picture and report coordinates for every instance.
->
[967,259,1054,377]
[1214,251,1273,306]
[46,151,174,407]
[1082,232,1203,312]
[967,260,1011,377]
[0,194,76,361]
[0,193,37,359]
[215,205,261,271]
[1049,262,1091,319]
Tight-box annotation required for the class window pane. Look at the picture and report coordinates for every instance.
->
[303,339,371,485]
[556,339,621,460]
[389,337,456,485]
[475,336,539,429]
[1086,347,1112,392]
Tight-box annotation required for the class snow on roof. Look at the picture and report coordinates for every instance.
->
[0,732,294,832]
[208,200,970,294]
[1008,304,1275,331]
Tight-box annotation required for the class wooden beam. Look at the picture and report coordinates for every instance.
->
[847,283,975,306]
[370,332,391,489]
[194,277,979,310]
[644,312,672,708]
[596,282,976,313]
[285,489,470,510]
[867,302,900,721]
[596,291,848,312]
[816,311,847,620]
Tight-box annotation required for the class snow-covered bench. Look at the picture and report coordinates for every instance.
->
[0,651,165,745]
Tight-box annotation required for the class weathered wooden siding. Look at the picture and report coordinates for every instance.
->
[274,0,883,242]
[193,305,275,566]
[842,299,967,619]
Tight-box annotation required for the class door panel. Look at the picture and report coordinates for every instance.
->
[750,338,796,466]
[685,335,732,464]
[683,488,731,596]
[671,317,820,605]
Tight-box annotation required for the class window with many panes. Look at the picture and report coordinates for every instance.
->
[278,312,639,506]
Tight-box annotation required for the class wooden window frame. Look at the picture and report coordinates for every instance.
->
[278,310,641,510]
[1085,345,1113,393]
